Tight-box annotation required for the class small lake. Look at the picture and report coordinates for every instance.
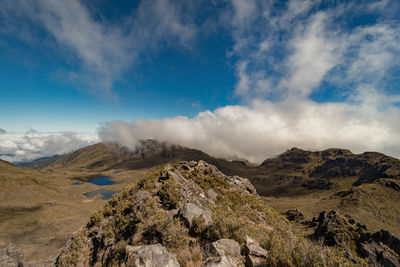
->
[83,189,116,200]
[72,182,83,185]
[113,171,122,174]
[88,176,115,186]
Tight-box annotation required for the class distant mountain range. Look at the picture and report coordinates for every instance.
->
[2,140,400,266]
[20,140,400,196]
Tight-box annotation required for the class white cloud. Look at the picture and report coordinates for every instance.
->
[0,131,97,163]
[100,0,400,163]
[0,0,199,95]
[100,97,400,163]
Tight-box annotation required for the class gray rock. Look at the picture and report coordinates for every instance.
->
[358,242,400,267]
[204,255,238,267]
[207,188,218,200]
[0,243,34,267]
[188,160,198,167]
[125,244,180,267]
[244,236,268,267]
[205,239,241,258]
[179,202,212,228]
[229,176,257,195]
[204,239,242,267]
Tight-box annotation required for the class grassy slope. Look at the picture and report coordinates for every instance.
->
[0,160,148,264]
[57,163,351,266]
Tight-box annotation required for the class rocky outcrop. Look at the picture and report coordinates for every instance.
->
[125,244,180,267]
[203,239,242,267]
[243,236,268,267]
[283,209,304,221]
[312,210,400,266]
[0,243,33,267]
[179,202,212,228]
[57,161,356,266]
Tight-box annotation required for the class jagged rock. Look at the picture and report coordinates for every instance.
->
[179,202,212,228]
[203,239,241,266]
[312,210,363,247]
[188,160,198,167]
[372,230,400,254]
[204,255,238,267]
[244,236,268,267]
[228,176,257,195]
[283,209,304,221]
[125,244,180,267]
[0,243,33,267]
[358,242,400,267]
[207,188,218,200]
[313,210,400,266]
[379,180,400,192]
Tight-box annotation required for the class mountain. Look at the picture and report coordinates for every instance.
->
[56,161,354,266]
[16,155,62,169]
[2,141,400,265]
[39,141,400,196]
[57,161,400,266]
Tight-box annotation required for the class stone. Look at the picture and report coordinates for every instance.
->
[283,209,304,221]
[244,236,268,267]
[229,176,257,195]
[179,202,212,228]
[207,188,218,200]
[204,255,237,267]
[203,239,242,266]
[125,244,180,267]
[0,243,33,267]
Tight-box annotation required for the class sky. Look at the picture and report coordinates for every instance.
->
[1,0,400,163]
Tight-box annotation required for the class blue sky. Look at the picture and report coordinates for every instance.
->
[1,0,400,162]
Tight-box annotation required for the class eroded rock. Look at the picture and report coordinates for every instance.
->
[244,236,268,267]
[0,243,33,267]
[179,202,212,228]
[125,244,180,267]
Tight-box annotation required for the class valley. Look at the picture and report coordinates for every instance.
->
[1,141,400,266]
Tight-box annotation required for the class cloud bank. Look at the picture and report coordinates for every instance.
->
[100,0,400,162]
[0,131,97,163]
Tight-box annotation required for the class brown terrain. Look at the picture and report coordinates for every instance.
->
[1,140,400,266]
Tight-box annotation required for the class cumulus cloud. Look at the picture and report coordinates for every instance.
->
[100,98,400,163]
[0,131,97,163]
[99,0,400,162]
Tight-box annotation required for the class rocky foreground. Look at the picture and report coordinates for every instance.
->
[56,161,356,266]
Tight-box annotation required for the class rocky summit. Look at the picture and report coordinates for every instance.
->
[56,161,353,266]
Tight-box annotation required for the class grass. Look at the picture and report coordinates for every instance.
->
[57,164,354,266]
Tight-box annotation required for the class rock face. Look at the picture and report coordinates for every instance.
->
[312,210,400,266]
[125,244,180,267]
[283,209,304,221]
[244,236,268,267]
[203,239,241,267]
[179,202,212,228]
[0,243,33,267]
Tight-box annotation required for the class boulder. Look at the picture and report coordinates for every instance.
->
[203,239,242,266]
[228,176,257,195]
[244,236,268,267]
[125,244,180,267]
[179,202,212,228]
[358,242,400,267]
[0,243,33,267]
[204,255,238,267]
[283,209,304,221]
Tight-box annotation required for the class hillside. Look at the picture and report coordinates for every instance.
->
[3,142,400,265]
[36,142,400,195]
[56,161,355,266]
